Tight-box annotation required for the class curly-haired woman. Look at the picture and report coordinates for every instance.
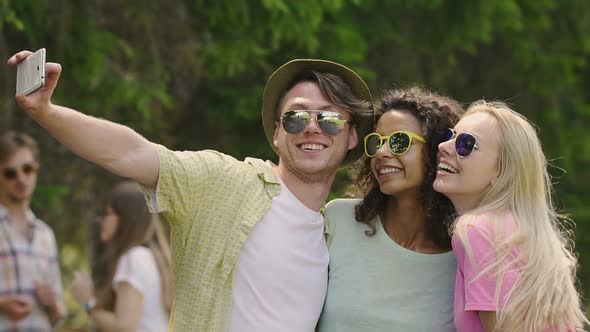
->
[318,87,464,331]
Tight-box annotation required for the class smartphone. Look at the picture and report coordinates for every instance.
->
[16,48,46,95]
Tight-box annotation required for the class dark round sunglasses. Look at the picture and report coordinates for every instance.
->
[2,163,38,180]
[441,128,478,157]
[280,110,352,136]
[364,131,426,157]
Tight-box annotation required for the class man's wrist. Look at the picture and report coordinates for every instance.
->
[48,305,63,327]
[0,298,7,312]
[83,297,96,314]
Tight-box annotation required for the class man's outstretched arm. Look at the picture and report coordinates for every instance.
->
[8,50,159,189]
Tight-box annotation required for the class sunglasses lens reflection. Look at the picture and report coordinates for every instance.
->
[22,164,35,175]
[3,168,17,180]
[317,112,346,136]
[282,111,346,136]
[390,133,411,154]
[364,134,381,156]
[456,133,477,157]
[441,128,454,143]
[282,111,309,134]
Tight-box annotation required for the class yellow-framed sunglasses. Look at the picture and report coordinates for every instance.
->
[364,131,426,157]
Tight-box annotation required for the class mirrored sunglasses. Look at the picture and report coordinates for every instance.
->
[280,110,352,136]
[364,131,426,157]
[2,163,39,180]
[441,128,478,157]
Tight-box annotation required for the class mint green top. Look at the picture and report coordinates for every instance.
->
[318,198,457,332]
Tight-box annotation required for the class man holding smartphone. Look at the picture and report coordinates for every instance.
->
[0,131,66,331]
[8,51,373,331]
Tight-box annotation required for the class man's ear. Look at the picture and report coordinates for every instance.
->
[347,125,359,151]
[273,121,280,147]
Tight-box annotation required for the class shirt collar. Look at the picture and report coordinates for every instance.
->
[0,203,37,228]
[245,157,280,185]
[245,157,281,199]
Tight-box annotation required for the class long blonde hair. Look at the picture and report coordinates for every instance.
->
[452,101,587,331]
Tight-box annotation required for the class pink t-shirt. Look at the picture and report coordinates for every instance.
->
[452,214,519,332]
[453,214,575,332]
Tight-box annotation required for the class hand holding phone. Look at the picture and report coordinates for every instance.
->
[16,48,45,95]
[8,49,63,116]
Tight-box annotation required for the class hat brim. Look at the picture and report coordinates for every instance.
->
[262,59,373,165]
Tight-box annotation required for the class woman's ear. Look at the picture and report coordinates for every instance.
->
[348,125,359,151]
[490,162,501,187]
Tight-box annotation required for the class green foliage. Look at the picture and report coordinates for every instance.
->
[31,184,69,209]
[0,0,24,31]
[2,0,590,326]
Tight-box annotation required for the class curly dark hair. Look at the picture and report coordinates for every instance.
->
[354,86,464,250]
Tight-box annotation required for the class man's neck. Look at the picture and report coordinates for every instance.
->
[272,166,335,212]
[0,196,30,227]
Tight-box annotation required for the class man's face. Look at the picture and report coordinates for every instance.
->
[0,148,38,204]
[273,81,358,183]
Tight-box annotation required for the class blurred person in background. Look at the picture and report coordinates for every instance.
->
[0,131,66,331]
[319,87,463,331]
[71,181,172,332]
[434,101,588,331]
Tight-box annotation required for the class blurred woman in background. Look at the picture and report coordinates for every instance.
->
[434,101,587,331]
[71,181,172,332]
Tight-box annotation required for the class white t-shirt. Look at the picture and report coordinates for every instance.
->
[113,246,170,332]
[228,180,329,332]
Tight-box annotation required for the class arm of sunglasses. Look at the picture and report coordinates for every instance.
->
[406,132,426,143]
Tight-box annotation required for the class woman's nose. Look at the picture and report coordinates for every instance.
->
[438,139,455,156]
[374,140,392,158]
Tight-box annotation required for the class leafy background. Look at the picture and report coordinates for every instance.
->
[1,0,589,328]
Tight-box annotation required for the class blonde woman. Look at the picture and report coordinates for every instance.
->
[434,101,587,331]
[72,182,172,332]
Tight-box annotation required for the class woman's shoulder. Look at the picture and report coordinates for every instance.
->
[325,198,361,211]
[324,198,366,239]
[324,198,361,218]
[119,246,155,265]
[453,210,518,253]
[126,245,152,255]
[460,210,515,232]
[115,246,159,284]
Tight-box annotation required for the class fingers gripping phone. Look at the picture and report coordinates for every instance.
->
[16,48,46,95]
